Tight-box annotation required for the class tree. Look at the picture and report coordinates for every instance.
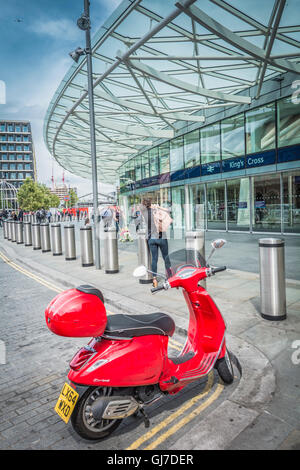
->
[67,188,78,208]
[17,178,60,211]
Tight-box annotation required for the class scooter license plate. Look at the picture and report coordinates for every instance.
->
[54,382,79,424]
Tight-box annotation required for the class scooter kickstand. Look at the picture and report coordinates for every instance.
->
[139,407,150,428]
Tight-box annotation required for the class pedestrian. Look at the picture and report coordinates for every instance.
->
[47,209,51,223]
[18,209,24,221]
[76,208,80,222]
[84,217,90,226]
[140,198,173,288]
[100,206,113,229]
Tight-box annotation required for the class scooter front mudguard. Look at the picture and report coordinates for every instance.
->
[68,335,168,388]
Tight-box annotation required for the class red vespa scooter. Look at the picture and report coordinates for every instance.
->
[45,239,239,440]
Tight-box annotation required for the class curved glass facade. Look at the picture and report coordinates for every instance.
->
[118,95,300,235]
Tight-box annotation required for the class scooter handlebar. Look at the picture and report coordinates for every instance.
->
[151,285,165,294]
[211,266,227,275]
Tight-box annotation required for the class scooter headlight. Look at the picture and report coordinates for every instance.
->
[86,359,108,373]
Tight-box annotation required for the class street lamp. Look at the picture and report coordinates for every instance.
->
[69,0,101,269]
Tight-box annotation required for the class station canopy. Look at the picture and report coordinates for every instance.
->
[44,0,300,184]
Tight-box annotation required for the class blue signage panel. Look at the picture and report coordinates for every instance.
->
[201,161,221,176]
[246,150,276,168]
[277,144,300,163]
[170,169,186,182]
[185,165,200,179]
[222,156,245,172]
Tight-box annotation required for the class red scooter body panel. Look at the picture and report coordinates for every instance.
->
[45,288,107,337]
[68,335,168,387]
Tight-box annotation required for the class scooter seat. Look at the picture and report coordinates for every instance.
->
[104,312,175,338]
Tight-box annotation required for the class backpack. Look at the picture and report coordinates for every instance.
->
[153,207,173,233]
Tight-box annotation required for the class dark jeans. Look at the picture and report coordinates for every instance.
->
[148,238,171,275]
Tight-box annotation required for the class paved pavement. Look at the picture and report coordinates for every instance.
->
[0,222,299,450]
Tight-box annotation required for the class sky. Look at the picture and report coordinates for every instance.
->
[0,0,123,197]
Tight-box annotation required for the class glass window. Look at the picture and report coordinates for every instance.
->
[17,163,23,170]
[25,173,31,179]
[221,113,245,160]
[158,142,170,174]
[2,154,7,160]
[9,154,15,160]
[23,136,29,142]
[135,155,142,181]
[2,163,8,170]
[1,135,6,141]
[18,173,23,179]
[23,145,29,151]
[171,186,185,235]
[15,126,21,132]
[10,172,16,179]
[23,126,28,132]
[189,184,205,230]
[170,136,184,172]
[200,123,221,164]
[184,130,200,168]
[16,145,22,151]
[24,155,30,161]
[141,152,149,179]
[283,171,300,233]
[246,103,275,154]
[10,163,16,170]
[149,147,159,177]
[253,173,280,232]
[17,155,23,160]
[1,144,7,150]
[8,125,14,132]
[8,135,14,141]
[277,95,300,148]
[207,181,226,230]
[0,124,5,132]
[227,178,250,231]
[16,135,21,142]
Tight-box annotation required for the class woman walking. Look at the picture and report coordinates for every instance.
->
[140,198,172,288]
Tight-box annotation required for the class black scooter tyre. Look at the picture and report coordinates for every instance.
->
[71,387,122,440]
[215,349,234,385]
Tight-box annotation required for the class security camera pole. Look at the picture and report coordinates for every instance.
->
[77,0,101,269]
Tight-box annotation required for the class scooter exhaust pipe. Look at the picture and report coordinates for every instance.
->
[91,396,139,421]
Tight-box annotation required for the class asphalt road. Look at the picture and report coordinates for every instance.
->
[0,254,237,450]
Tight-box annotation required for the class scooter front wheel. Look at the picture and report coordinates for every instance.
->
[215,349,234,384]
[71,386,122,440]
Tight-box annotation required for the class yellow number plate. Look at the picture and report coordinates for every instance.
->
[54,382,79,424]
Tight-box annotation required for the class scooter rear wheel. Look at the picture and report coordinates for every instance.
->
[215,349,234,385]
[71,386,122,440]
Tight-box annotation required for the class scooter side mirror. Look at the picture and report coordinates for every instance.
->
[211,239,226,250]
[133,265,147,278]
[206,239,227,265]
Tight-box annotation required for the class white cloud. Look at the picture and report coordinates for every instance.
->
[28,18,82,42]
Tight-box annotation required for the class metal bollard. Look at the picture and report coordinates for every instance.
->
[51,223,62,256]
[64,224,76,260]
[3,220,8,239]
[32,223,41,250]
[16,221,24,244]
[11,221,17,242]
[80,226,94,267]
[40,223,51,253]
[185,230,206,288]
[104,226,119,274]
[137,228,152,284]
[7,220,12,240]
[259,238,286,321]
[24,221,32,246]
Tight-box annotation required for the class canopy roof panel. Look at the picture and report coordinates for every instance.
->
[44,0,300,183]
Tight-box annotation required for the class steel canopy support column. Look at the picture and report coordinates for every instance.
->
[84,0,101,269]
